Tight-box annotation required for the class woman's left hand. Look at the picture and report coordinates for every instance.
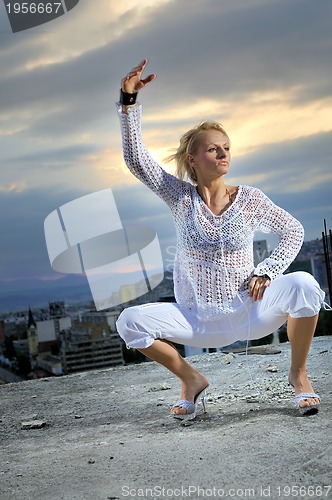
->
[121,58,156,94]
[248,275,271,301]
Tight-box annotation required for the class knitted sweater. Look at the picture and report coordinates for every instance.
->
[118,103,304,318]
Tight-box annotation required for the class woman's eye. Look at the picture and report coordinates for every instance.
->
[208,147,217,152]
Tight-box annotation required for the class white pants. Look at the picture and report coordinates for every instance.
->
[116,272,325,350]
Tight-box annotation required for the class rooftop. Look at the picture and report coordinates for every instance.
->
[1,336,331,500]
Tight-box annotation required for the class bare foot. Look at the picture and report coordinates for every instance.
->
[171,372,209,416]
[288,369,320,409]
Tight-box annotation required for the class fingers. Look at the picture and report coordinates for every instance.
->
[135,58,148,72]
[121,58,156,93]
[141,73,157,86]
[248,276,271,301]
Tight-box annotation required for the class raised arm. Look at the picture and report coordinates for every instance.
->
[117,59,182,208]
[120,59,156,114]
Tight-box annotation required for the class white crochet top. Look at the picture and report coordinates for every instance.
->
[118,103,304,318]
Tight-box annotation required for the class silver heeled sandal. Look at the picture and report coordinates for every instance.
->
[295,392,320,416]
[171,386,209,421]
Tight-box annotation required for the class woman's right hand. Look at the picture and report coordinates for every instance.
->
[121,58,156,94]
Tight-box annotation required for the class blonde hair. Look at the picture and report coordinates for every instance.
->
[165,121,229,184]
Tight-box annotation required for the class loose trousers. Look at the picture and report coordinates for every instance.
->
[116,272,325,350]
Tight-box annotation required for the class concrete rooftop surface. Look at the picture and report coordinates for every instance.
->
[1,336,331,500]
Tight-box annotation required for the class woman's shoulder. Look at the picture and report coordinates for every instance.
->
[238,185,270,199]
[230,184,259,200]
[235,186,274,212]
[239,184,262,193]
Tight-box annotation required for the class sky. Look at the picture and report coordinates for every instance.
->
[0,0,332,296]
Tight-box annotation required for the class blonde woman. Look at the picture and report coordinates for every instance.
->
[116,59,325,420]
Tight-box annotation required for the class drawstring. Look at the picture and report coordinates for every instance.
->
[219,237,260,395]
[322,301,332,311]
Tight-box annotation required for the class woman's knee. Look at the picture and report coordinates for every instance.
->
[116,306,142,336]
[282,271,324,317]
[116,306,156,349]
[284,271,319,292]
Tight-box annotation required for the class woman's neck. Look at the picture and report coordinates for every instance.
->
[196,179,228,205]
[196,181,238,216]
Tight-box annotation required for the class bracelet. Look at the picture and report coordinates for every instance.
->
[120,89,138,105]
[253,274,271,280]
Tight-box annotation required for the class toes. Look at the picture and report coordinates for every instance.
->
[300,398,319,408]
[171,406,186,415]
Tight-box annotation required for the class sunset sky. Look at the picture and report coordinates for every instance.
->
[0,0,331,294]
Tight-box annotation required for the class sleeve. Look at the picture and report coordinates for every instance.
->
[117,102,183,209]
[251,188,304,280]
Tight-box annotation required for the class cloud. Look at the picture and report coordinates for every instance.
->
[0,0,331,290]
[0,182,26,192]
[229,130,332,192]
[0,186,84,281]
[2,0,332,127]
[0,182,176,285]
[226,131,332,240]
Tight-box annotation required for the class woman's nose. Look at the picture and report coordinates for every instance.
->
[217,148,226,158]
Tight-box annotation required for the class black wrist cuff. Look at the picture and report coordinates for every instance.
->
[120,89,138,105]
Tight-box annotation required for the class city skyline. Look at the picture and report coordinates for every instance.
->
[0,0,332,295]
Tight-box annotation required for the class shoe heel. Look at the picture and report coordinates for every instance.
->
[200,389,208,413]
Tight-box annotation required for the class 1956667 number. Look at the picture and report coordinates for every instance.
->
[6,2,62,14]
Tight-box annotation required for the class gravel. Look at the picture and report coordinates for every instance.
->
[0,336,331,500]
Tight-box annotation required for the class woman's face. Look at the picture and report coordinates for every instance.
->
[188,130,231,182]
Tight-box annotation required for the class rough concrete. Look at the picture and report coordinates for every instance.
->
[0,337,331,500]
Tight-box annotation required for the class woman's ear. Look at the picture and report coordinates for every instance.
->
[187,154,194,166]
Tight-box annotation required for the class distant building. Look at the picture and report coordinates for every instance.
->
[292,237,330,293]
[1,314,27,339]
[61,335,123,374]
[23,306,125,377]
[119,284,137,304]
[27,308,38,369]
[61,310,124,374]
[37,317,71,345]
[49,301,66,318]
[253,240,269,267]
[36,354,62,376]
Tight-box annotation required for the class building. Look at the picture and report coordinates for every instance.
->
[11,305,126,377]
[119,285,137,305]
[27,308,38,369]
[61,335,123,374]
[253,240,269,267]
[60,309,124,374]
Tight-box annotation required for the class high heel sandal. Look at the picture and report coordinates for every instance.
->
[288,380,320,416]
[294,393,320,416]
[171,385,209,421]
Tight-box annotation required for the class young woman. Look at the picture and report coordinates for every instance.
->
[116,59,325,420]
